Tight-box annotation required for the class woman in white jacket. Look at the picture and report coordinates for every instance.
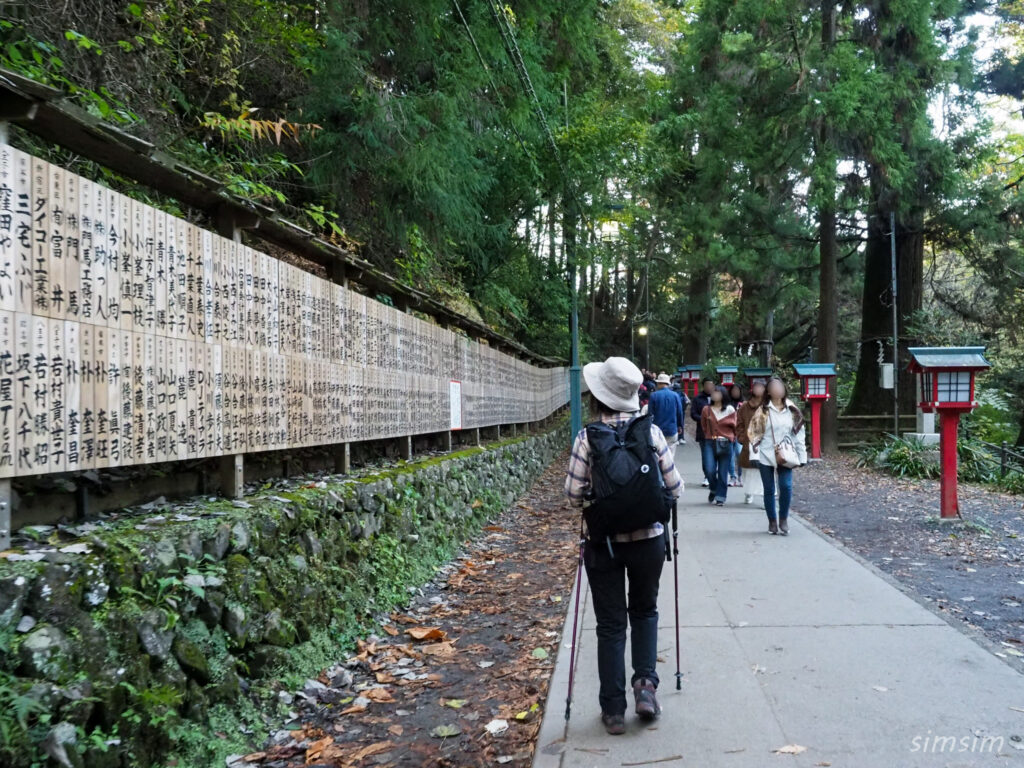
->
[748,377,807,535]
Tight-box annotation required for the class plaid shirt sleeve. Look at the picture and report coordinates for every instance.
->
[651,425,683,498]
[564,429,591,507]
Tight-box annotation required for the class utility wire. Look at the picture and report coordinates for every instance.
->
[450,0,533,158]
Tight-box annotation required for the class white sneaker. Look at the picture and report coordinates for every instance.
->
[744,494,753,504]
[701,479,709,487]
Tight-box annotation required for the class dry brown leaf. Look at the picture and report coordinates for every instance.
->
[349,741,395,762]
[375,671,397,684]
[381,625,399,637]
[388,724,404,737]
[304,735,333,763]
[339,703,367,716]
[406,626,447,642]
[241,753,265,762]
[365,687,396,703]
[422,641,457,656]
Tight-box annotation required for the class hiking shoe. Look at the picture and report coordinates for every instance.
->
[633,679,661,720]
[602,712,626,735]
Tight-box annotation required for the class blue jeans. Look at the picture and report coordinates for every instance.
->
[701,439,731,503]
[731,441,742,480]
[584,535,665,715]
[759,463,794,521]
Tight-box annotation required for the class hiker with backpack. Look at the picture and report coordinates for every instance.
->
[564,356,683,735]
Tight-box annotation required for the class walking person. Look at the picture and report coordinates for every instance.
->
[671,378,689,444]
[564,357,683,735]
[735,380,766,505]
[689,378,716,487]
[726,383,745,486]
[700,386,737,506]
[649,373,685,449]
[748,377,808,535]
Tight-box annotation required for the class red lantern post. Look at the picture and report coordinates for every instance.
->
[715,365,737,386]
[792,364,837,460]
[907,347,991,519]
[683,365,702,399]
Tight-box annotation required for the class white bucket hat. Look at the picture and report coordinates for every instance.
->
[583,356,642,413]
[655,373,672,385]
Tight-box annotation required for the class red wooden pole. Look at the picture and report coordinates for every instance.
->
[810,400,822,459]
[939,410,960,519]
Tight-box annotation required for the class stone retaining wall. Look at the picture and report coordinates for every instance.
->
[0,422,568,768]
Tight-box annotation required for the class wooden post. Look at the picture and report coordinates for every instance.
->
[939,411,960,519]
[0,479,10,551]
[219,454,244,499]
[335,443,351,474]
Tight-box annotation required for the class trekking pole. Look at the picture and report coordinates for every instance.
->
[672,500,682,690]
[565,527,586,721]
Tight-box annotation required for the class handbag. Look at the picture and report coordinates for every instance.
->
[769,409,801,468]
[708,408,733,458]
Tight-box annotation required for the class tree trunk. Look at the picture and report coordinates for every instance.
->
[682,269,712,364]
[846,200,923,415]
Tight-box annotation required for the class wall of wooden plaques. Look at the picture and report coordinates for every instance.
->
[0,143,570,478]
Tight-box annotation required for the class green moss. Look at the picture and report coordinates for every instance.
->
[0,424,568,768]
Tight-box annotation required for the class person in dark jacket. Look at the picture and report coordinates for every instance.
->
[689,378,716,487]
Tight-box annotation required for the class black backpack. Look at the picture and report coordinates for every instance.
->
[583,414,673,540]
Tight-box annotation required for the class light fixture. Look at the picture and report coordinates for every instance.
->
[637,326,648,336]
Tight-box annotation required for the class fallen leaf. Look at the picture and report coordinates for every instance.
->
[375,672,396,684]
[422,641,457,656]
[365,687,395,703]
[381,625,400,636]
[531,647,549,660]
[339,703,367,716]
[349,741,394,762]
[478,660,495,669]
[485,719,509,736]
[388,724,404,736]
[304,735,333,763]
[443,698,468,709]
[430,724,461,738]
[407,626,447,642]
[241,753,265,762]
[773,744,808,755]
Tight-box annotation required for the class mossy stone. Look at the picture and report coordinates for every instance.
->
[171,634,211,684]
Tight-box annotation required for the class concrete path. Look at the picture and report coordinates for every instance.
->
[534,441,1024,767]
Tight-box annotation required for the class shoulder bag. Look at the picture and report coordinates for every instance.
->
[769,409,800,468]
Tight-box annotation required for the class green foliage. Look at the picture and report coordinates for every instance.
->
[855,435,941,479]
[856,433,1024,494]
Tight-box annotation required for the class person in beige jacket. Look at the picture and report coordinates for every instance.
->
[748,377,807,535]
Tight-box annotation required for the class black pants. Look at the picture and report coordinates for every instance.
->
[584,535,665,716]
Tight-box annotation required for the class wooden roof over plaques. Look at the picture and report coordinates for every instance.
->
[0,68,561,366]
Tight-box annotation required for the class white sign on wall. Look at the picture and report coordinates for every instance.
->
[450,380,462,430]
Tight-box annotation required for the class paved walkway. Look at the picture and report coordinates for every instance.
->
[534,441,1024,767]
